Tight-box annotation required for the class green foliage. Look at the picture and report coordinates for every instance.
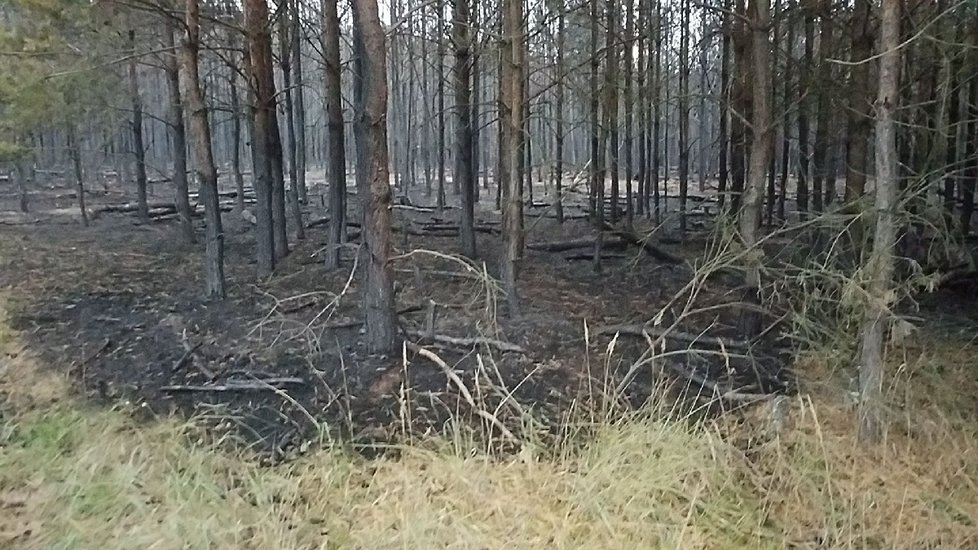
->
[0,0,126,155]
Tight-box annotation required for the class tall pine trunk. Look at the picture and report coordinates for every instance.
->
[455,0,476,257]
[245,0,277,276]
[352,0,396,353]
[500,0,524,316]
[163,23,194,243]
[858,0,900,445]
[738,0,772,337]
[181,0,226,299]
[323,0,347,270]
[128,29,149,220]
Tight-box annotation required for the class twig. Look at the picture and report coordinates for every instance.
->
[406,342,517,442]
[171,341,205,373]
[160,377,305,392]
[70,338,111,374]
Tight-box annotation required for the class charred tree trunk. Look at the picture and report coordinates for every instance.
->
[678,0,690,232]
[245,0,277,276]
[455,0,476,257]
[718,0,730,212]
[797,2,814,214]
[844,0,872,247]
[228,51,247,213]
[292,0,308,203]
[351,0,396,352]
[623,0,635,230]
[323,0,347,270]
[66,122,88,227]
[181,0,226,300]
[163,24,195,243]
[554,4,566,224]
[128,29,149,220]
[437,0,447,210]
[500,0,524,316]
[279,2,304,240]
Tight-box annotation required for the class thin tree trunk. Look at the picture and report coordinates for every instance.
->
[844,0,872,247]
[280,1,304,240]
[719,0,730,212]
[811,0,832,213]
[229,52,247,213]
[500,0,524,316]
[858,0,900,445]
[678,0,690,232]
[65,119,89,226]
[797,1,813,214]
[738,0,772,338]
[163,24,195,243]
[455,0,476,257]
[323,0,347,270]
[554,4,565,224]
[605,0,619,229]
[961,78,978,236]
[730,0,750,217]
[181,0,226,299]
[352,0,396,352]
[292,0,307,204]
[437,0,447,210]
[624,0,634,230]
[129,29,149,220]
[778,5,792,221]
[245,0,277,276]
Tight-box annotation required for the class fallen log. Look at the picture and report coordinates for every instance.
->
[608,228,683,264]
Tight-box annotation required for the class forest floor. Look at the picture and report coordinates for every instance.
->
[2,175,978,548]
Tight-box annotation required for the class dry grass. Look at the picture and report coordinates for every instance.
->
[2,296,978,549]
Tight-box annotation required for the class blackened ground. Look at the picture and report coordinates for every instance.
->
[1,176,794,460]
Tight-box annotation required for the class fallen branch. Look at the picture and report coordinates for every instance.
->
[592,324,752,351]
[608,228,684,264]
[666,362,773,402]
[406,331,525,353]
[171,341,205,373]
[160,377,305,392]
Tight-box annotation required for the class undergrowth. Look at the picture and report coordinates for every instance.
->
[2,294,978,549]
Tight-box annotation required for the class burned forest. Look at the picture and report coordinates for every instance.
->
[2,0,978,547]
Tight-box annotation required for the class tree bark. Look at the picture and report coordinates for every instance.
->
[811,0,833,213]
[738,0,772,338]
[292,0,308,204]
[128,29,149,220]
[279,1,304,240]
[66,122,88,227]
[437,0,447,210]
[351,0,396,353]
[553,4,565,224]
[454,0,476,257]
[228,49,247,214]
[844,0,872,248]
[678,0,690,231]
[718,0,730,212]
[857,0,900,445]
[245,0,278,276]
[797,1,813,214]
[500,0,524,316]
[322,0,347,270]
[181,0,226,300]
[163,24,195,243]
